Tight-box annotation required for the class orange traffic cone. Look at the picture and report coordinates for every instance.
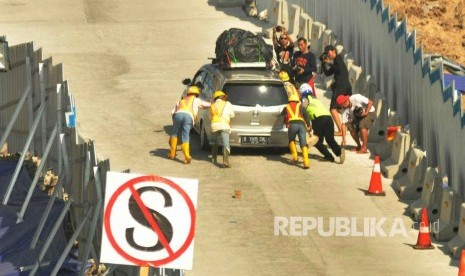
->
[366,155,386,196]
[459,249,465,275]
[413,208,435,249]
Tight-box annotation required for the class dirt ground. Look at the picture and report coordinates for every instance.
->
[383,0,465,67]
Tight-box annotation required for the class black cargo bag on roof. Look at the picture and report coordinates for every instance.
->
[215,28,273,67]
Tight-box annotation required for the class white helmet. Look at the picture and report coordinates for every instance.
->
[299,83,313,98]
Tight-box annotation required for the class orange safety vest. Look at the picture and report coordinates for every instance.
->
[210,101,228,124]
[286,102,306,126]
[177,95,195,118]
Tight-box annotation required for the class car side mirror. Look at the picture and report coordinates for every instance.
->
[182,78,192,85]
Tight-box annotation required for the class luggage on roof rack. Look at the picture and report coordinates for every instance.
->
[214,28,273,69]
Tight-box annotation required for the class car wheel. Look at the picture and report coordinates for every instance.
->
[200,122,210,151]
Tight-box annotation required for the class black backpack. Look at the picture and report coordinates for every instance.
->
[215,28,273,68]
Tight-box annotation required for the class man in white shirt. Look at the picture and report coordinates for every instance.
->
[210,91,235,168]
[336,94,376,154]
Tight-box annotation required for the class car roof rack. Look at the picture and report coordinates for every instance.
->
[228,62,267,68]
[209,57,269,69]
[208,57,268,69]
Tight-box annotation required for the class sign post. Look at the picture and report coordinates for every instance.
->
[101,172,198,270]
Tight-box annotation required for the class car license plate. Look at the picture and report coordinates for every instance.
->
[241,136,270,144]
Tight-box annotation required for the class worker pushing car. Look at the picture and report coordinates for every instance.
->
[300,85,345,164]
[279,71,301,99]
[168,85,211,164]
[210,90,235,168]
[282,93,312,169]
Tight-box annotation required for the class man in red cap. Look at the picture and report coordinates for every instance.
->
[336,94,376,154]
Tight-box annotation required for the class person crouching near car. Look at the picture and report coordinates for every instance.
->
[210,91,235,168]
[168,85,210,164]
[282,93,312,169]
[300,84,345,164]
[336,94,376,154]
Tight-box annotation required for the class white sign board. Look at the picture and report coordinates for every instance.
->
[100,172,198,270]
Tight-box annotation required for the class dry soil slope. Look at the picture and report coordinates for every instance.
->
[383,0,465,67]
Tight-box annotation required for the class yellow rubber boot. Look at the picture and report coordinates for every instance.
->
[302,146,310,169]
[289,141,298,162]
[167,137,178,160]
[181,143,191,164]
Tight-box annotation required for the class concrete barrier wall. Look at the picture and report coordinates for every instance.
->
[380,130,410,179]
[394,147,427,199]
[435,186,461,242]
[408,167,443,222]
[288,4,302,41]
[368,92,387,143]
[296,12,312,42]
[448,203,465,259]
[310,21,325,57]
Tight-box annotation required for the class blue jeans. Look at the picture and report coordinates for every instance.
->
[171,112,192,143]
[288,123,307,148]
[210,130,230,152]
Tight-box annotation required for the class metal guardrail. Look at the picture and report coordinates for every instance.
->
[0,39,186,275]
[0,41,174,275]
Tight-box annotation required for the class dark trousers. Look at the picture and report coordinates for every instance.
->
[312,115,341,158]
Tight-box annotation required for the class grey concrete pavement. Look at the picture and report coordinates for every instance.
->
[0,1,459,275]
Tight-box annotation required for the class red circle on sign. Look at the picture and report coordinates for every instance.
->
[104,175,196,266]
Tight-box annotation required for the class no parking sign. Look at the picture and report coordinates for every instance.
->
[100,172,198,270]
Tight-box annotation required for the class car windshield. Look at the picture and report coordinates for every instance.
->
[222,83,288,107]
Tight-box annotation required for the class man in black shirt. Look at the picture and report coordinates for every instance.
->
[292,38,317,89]
[321,45,352,136]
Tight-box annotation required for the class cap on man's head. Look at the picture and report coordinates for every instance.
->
[336,94,350,106]
[323,45,336,54]
[299,83,313,98]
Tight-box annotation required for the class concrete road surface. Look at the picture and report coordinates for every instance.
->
[0,1,459,275]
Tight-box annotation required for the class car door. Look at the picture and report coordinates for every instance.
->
[189,70,207,132]
[197,72,214,145]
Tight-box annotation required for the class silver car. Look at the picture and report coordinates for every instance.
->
[182,63,289,150]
